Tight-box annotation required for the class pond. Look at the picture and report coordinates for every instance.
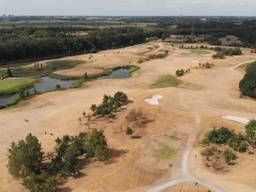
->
[100,68,130,79]
[0,76,76,108]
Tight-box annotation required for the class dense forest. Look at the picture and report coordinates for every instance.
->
[0,27,163,64]
[0,16,256,64]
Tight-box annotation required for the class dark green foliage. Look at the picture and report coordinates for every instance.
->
[0,27,163,63]
[207,127,234,144]
[245,120,256,147]
[6,67,13,77]
[223,148,236,165]
[227,134,248,152]
[239,62,256,98]
[176,69,185,77]
[7,133,43,179]
[84,129,108,160]
[91,91,128,117]
[23,173,58,192]
[213,47,242,59]
[126,127,134,136]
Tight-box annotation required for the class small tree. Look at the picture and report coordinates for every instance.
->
[176,69,185,77]
[223,148,236,165]
[23,173,58,192]
[6,67,13,77]
[8,134,43,179]
[245,120,256,147]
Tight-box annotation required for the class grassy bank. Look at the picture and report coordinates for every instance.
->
[0,77,35,96]
[0,60,84,78]
[150,74,181,88]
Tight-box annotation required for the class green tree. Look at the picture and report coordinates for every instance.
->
[245,120,256,147]
[207,127,234,144]
[8,134,43,179]
[23,173,58,192]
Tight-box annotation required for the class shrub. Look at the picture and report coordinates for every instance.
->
[8,134,43,179]
[239,63,256,98]
[176,69,185,77]
[207,127,234,144]
[245,119,256,147]
[126,127,134,136]
[227,134,248,152]
[223,148,236,165]
[125,109,137,122]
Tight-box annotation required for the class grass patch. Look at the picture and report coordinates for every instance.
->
[190,49,210,54]
[153,144,177,160]
[0,60,84,78]
[0,77,35,96]
[150,74,181,88]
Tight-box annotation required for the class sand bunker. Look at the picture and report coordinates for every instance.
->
[144,95,163,105]
[222,115,250,125]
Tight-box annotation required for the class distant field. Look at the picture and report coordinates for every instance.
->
[150,74,181,88]
[0,77,35,96]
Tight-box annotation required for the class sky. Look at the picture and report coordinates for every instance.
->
[0,0,256,16]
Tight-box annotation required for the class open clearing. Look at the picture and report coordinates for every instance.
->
[1,41,256,192]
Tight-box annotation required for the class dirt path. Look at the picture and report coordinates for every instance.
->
[147,113,225,192]
[230,59,256,69]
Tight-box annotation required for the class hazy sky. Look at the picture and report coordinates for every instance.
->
[0,0,256,16]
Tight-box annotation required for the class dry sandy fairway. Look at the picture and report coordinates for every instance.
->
[1,41,256,192]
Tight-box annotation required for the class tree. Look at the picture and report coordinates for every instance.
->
[8,134,43,179]
[23,173,58,192]
[114,91,128,104]
[245,120,256,147]
[176,69,185,77]
[6,67,13,77]
[84,129,108,160]
[223,148,236,165]
[207,127,234,144]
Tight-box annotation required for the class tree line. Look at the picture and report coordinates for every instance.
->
[0,27,163,64]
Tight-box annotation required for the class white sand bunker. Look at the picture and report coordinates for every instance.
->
[222,115,250,125]
[144,95,163,105]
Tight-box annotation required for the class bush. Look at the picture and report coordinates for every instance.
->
[126,127,134,136]
[239,63,256,98]
[176,69,185,77]
[8,134,43,179]
[227,134,248,152]
[223,148,236,165]
[207,127,234,144]
[245,119,256,147]
[125,109,137,122]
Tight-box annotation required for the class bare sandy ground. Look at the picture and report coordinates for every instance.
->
[1,41,256,192]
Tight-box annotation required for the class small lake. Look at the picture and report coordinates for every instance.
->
[0,76,76,108]
[100,68,130,79]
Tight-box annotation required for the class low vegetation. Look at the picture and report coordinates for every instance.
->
[8,129,108,192]
[212,47,242,59]
[0,77,35,96]
[150,74,181,88]
[0,60,84,78]
[91,91,129,118]
[201,120,256,171]
[239,62,256,98]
